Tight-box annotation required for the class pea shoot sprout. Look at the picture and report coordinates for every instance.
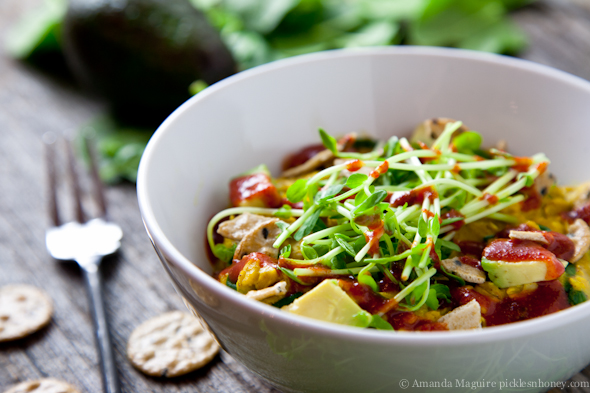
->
[207,121,549,312]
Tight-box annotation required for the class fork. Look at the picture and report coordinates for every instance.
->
[44,133,122,393]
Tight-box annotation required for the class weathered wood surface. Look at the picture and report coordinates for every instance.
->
[1,0,590,392]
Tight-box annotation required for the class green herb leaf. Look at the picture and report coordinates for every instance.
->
[330,254,347,269]
[425,288,439,310]
[429,214,440,238]
[358,264,379,292]
[383,136,399,158]
[226,279,237,291]
[346,173,368,189]
[272,292,302,308]
[418,215,428,238]
[213,243,236,264]
[275,221,290,233]
[354,190,388,214]
[437,239,461,252]
[569,290,587,306]
[431,283,451,302]
[301,244,318,260]
[274,204,293,219]
[334,234,357,257]
[293,207,322,241]
[319,128,338,154]
[353,235,367,253]
[280,244,292,258]
[517,172,535,187]
[317,184,344,202]
[565,263,577,277]
[278,267,311,285]
[369,315,394,330]
[287,179,308,203]
[452,131,483,153]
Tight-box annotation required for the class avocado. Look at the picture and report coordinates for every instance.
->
[62,0,236,124]
[282,279,370,327]
[481,257,548,288]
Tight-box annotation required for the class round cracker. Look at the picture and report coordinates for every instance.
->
[0,285,53,342]
[3,378,80,393]
[127,311,219,377]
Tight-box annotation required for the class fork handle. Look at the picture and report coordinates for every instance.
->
[83,263,121,393]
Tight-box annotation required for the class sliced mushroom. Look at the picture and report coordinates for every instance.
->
[246,281,288,302]
[441,257,486,284]
[534,171,556,197]
[569,182,590,209]
[509,230,549,245]
[218,213,276,241]
[495,139,508,151]
[410,118,468,147]
[281,133,358,178]
[281,149,334,178]
[568,219,590,262]
[438,299,482,330]
[234,218,282,260]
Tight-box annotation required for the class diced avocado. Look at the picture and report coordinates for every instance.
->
[282,279,370,327]
[481,257,547,288]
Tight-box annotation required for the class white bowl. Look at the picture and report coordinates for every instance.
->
[137,47,590,393]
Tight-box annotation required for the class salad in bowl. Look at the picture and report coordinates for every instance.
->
[207,118,590,331]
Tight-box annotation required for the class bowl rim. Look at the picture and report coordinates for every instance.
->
[137,46,590,346]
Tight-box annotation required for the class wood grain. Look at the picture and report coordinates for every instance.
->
[1,0,590,392]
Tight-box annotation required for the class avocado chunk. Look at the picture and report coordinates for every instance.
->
[282,279,370,327]
[62,0,236,123]
[481,257,548,288]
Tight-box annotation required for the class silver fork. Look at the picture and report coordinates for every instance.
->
[44,133,122,393]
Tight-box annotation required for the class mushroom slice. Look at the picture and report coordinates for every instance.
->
[440,257,486,284]
[509,230,549,245]
[410,118,468,147]
[534,171,556,197]
[246,281,288,302]
[218,213,276,241]
[438,299,482,330]
[281,149,334,178]
[568,219,590,262]
[568,182,590,209]
[234,218,282,259]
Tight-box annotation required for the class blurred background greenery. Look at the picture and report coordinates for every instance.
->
[6,0,535,183]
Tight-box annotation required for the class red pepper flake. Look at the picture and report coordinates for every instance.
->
[369,161,389,179]
[364,221,384,255]
[481,192,499,205]
[338,134,357,150]
[345,159,364,172]
[452,164,461,174]
[422,209,435,219]
[512,156,534,172]
[535,161,548,175]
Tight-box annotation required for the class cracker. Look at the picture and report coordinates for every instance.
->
[4,378,80,393]
[0,284,53,342]
[127,311,219,377]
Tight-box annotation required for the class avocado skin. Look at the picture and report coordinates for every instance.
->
[62,0,236,124]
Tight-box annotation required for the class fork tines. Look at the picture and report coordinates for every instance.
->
[44,133,109,227]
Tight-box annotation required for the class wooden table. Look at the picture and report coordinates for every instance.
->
[1,0,590,392]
